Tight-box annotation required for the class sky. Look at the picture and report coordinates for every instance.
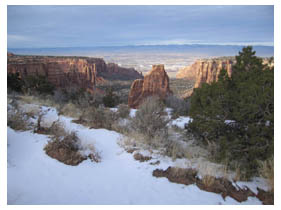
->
[7,5,274,48]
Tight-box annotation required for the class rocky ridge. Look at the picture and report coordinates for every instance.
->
[7,53,143,93]
[176,57,273,89]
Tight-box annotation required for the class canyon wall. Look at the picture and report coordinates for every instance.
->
[176,65,197,81]
[193,59,234,88]
[7,53,143,92]
[128,64,172,108]
[177,57,273,89]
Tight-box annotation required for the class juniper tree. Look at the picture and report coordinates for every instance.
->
[188,46,274,178]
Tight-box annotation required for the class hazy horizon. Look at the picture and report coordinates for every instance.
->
[8,5,274,48]
[8,44,274,78]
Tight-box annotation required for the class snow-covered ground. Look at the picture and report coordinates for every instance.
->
[7,105,265,204]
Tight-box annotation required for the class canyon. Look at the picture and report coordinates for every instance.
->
[177,57,273,89]
[7,53,143,93]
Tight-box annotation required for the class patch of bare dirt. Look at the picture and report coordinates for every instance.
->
[153,167,197,185]
[196,178,255,202]
[152,167,259,203]
[44,132,89,166]
[133,153,152,162]
[150,160,160,165]
[256,188,274,205]
[34,126,51,135]
[72,118,87,125]
[125,148,138,154]
[45,146,87,166]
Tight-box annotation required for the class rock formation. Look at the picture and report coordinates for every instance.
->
[176,65,197,81]
[193,58,234,88]
[128,64,172,108]
[177,57,273,90]
[7,53,143,93]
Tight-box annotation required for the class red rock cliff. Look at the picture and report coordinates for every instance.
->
[176,65,197,81]
[7,54,143,92]
[193,59,234,88]
[128,64,172,108]
[177,57,273,95]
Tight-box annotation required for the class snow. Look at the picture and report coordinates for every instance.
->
[109,107,118,112]
[7,105,263,205]
[129,108,137,118]
[170,116,193,129]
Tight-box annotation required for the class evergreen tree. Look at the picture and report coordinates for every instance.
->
[102,87,119,107]
[188,46,274,178]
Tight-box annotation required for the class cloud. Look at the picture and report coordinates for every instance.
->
[7,5,274,48]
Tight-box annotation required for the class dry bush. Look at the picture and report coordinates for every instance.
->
[233,164,242,182]
[79,107,118,130]
[206,139,220,160]
[117,134,138,149]
[133,153,152,162]
[259,157,274,192]
[164,140,185,160]
[20,94,55,107]
[111,120,130,134]
[44,131,86,166]
[44,122,100,165]
[202,175,216,188]
[49,121,68,139]
[198,160,217,180]
[7,111,29,131]
[131,96,169,144]
[60,103,81,118]
[165,95,190,118]
[117,104,130,119]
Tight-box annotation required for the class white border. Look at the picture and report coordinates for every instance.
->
[1,1,279,210]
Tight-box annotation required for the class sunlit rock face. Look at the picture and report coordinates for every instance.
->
[128,64,172,108]
[7,53,143,93]
[177,57,273,89]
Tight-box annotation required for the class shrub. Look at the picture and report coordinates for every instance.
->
[8,72,24,92]
[23,75,55,95]
[49,121,67,139]
[163,140,185,160]
[44,131,86,165]
[258,156,274,192]
[165,95,190,117]
[131,96,169,145]
[188,46,274,178]
[7,110,29,131]
[59,103,81,118]
[80,107,118,130]
[102,87,119,107]
[117,104,130,119]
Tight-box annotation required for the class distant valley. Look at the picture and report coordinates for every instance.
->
[8,44,274,78]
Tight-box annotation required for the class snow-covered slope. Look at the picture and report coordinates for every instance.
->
[7,106,263,205]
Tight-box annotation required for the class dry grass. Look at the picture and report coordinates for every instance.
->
[78,106,118,130]
[202,175,215,187]
[7,111,29,131]
[197,159,224,187]
[164,140,185,161]
[110,120,130,134]
[259,157,274,192]
[59,102,82,118]
[20,94,56,107]
[117,104,130,119]
[131,96,169,142]
[49,121,68,139]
